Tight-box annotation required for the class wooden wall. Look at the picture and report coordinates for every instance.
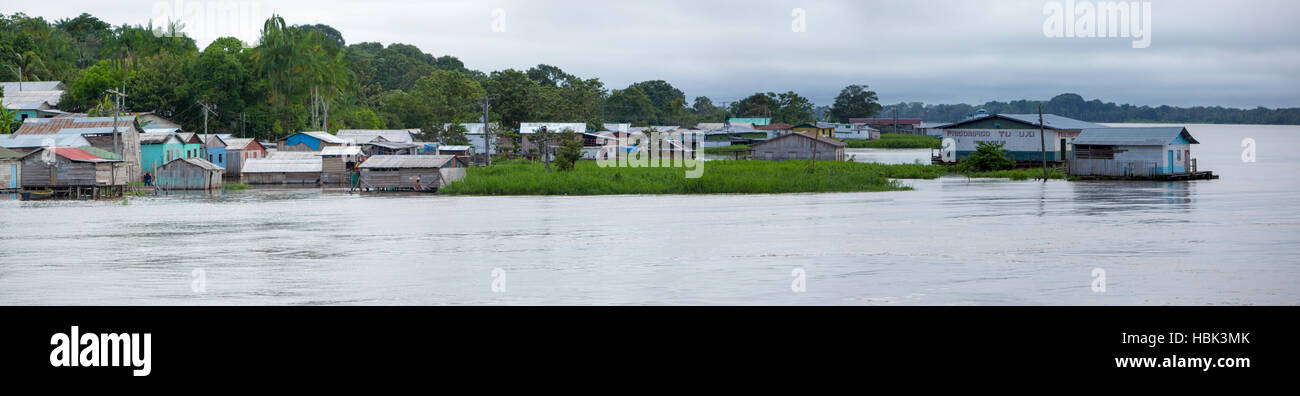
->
[242,172,321,185]
[360,168,443,190]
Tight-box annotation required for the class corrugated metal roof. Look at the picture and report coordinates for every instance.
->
[1073,127,1198,146]
[268,151,319,159]
[162,157,225,171]
[337,129,417,144]
[76,146,121,160]
[366,141,417,150]
[299,131,349,144]
[437,145,471,151]
[52,147,117,162]
[13,115,137,135]
[358,155,454,169]
[0,134,91,148]
[223,138,256,150]
[939,113,1104,130]
[242,158,322,173]
[0,146,23,159]
[451,123,498,135]
[319,146,365,156]
[0,81,64,92]
[752,132,847,148]
[140,132,180,145]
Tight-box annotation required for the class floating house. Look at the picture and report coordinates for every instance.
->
[200,134,227,169]
[12,115,143,183]
[1069,126,1214,179]
[139,133,185,175]
[1,147,22,190]
[750,132,846,161]
[357,155,467,191]
[933,113,1104,164]
[851,117,923,134]
[791,122,836,138]
[19,147,127,189]
[176,132,204,159]
[278,131,349,152]
[364,140,419,156]
[154,157,225,190]
[319,145,365,184]
[222,138,267,177]
[240,157,322,185]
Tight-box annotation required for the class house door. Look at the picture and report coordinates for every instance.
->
[1059,139,1067,161]
[8,164,15,188]
[1167,150,1174,173]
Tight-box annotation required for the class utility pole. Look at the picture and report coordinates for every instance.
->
[1039,104,1048,182]
[198,101,217,137]
[3,64,21,91]
[105,89,128,157]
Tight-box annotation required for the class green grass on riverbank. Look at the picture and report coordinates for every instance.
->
[223,182,250,191]
[958,169,1067,180]
[844,133,941,149]
[439,160,947,195]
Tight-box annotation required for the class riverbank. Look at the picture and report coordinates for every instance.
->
[438,160,946,195]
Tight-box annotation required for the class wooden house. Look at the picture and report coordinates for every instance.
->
[278,131,348,152]
[19,147,127,188]
[750,132,846,161]
[222,138,267,177]
[0,146,22,190]
[240,158,322,185]
[319,146,365,184]
[1069,126,1212,179]
[155,157,225,190]
[358,155,467,191]
[139,132,184,176]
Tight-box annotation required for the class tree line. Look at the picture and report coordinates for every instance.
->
[875,93,1300,125]
[0,12,892,138]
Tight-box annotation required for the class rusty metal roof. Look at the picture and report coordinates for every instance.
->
[13,116,137,135]
[358,155,454,169]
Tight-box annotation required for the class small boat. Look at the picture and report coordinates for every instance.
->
[20,191,53,201]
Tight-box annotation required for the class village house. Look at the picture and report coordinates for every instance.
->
[199,134,228,169]
[357,155,467,191]
[933,113,1104,164]
[278,131,349,152]
[851,117,924,134]
[750,132,846,161]
[19,147,127,191]
[791,122,835,138]
[363,140,419,156]
[222,138,268,177]
[448,123,499,156]
[1069,126,1212,179]
[1,81,67,121]
[11,115,144,183]
[515,122,587,154]
[240,157,322,185]
[319,145,365,184]
[139,133,185,175]
[154,157,225,190]
[755,123,794,138]
[0,146,22,190]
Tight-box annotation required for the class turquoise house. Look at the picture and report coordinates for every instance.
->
[1070,126,1200,177]
[202,134,228,169]
[140,133,184,175]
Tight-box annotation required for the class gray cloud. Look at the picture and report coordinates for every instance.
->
[13,0,1300,108]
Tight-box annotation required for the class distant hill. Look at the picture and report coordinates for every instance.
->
[875,94,1300,125]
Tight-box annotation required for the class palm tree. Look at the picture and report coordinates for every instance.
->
[6,51,49,84]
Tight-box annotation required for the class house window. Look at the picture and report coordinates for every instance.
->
[218,154,223,163]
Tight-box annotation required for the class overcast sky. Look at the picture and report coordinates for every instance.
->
[12,0,1300,108]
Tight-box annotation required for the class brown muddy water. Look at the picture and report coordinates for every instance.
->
[0,124,1296,305]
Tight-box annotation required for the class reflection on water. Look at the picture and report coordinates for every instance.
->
[0,124,1298,305]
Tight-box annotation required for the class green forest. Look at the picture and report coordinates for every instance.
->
[2,12,1295,142]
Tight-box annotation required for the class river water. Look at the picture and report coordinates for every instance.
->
[1,124,1296,305]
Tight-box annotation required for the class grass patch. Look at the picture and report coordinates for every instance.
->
[439,159,948,195]
[223,182,250,191]
[702,145,751,154]
[843,133,941,149]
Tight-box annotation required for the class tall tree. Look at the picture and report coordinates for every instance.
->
[828,84,882,122]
